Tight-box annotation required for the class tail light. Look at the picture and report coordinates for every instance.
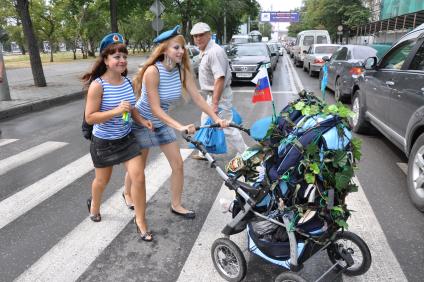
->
[349,67,363,76]
[313,58,324,64]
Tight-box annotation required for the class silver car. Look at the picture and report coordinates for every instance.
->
[187,45,200,77]
[303,44,340,77]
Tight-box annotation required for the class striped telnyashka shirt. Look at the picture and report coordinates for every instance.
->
[135,61,182,129]
[92,77,136,140]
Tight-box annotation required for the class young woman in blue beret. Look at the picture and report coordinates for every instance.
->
[82,33,153,241]
[123,25,228,219]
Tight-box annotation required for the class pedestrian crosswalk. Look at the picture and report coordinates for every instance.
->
[0,138,408,282]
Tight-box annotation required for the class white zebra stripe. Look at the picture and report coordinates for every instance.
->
[0,138,19,147]
[0,141,67,176]
[0,154,93,230]
[15,149,193,282]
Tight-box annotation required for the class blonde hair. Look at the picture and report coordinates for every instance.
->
[133,35,192,99]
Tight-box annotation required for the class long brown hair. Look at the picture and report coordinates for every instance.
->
[81,43,129,89]
[133,35,191,99]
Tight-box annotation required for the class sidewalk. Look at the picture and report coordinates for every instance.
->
[0,56,147,120]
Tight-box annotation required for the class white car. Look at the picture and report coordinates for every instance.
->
[303,44,340,77]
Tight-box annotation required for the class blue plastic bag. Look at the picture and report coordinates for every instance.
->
[189,117,227,154]
[231,107,243,125]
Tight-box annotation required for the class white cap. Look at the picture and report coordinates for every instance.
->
[190,22,211,35]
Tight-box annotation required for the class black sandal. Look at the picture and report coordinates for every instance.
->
[87,198,101,222]
[134,217,153,242]
[170,206,196,219]
[122,192,134,210]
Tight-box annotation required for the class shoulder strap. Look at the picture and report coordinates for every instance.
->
[124,76,133,88]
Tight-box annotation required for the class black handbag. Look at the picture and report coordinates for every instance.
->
[82,112,92,140]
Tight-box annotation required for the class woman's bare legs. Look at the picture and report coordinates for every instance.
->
[90,166,112,215]
[160,142,190,213]
[124,151,151,239]
[124,149,149,206]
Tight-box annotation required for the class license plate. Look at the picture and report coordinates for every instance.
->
[236,72,252,78]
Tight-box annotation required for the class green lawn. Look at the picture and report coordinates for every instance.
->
[3,51,147,69]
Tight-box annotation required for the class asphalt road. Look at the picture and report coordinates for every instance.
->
[0,53,423,282]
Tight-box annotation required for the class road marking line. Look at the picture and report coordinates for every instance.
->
[0,139,19,147]
[0,141,67,176]
[396,162,408,175]
[285,55,305,91]
[344,177,407,281]
[0,154,93,230]
[15,149,193,282]
[177,182,240,282]
[284,55,298,94]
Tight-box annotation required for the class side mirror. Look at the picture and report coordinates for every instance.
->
[322,56,330,62]
[364,57,377,70]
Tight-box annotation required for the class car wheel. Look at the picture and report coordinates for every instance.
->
[335,77,344,102]
[308,64,314,77]
[350,89,373,134]
[407,133,424,211]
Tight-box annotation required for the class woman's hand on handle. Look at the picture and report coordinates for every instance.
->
[215,118,230,128]
[180,124,196,134]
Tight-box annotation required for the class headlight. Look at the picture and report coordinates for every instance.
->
[261,62,271,69]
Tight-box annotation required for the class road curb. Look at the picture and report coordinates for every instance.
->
[0,91,85,120]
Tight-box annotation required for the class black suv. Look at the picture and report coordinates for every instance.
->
[352,23,424,211]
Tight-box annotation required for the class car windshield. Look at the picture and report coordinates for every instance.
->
[353,47,377,60]
[315,46,338,54]
[231,44,268,56]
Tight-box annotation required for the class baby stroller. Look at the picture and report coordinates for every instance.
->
[182,92,371,282]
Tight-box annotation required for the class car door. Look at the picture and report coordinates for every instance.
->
[364,39,417,128]
[304,45,314,70]
[388,39,424,142]
[327,47,347,90]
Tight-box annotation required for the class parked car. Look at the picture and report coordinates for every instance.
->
[303,44,340,77]
[227,43,274,84]
[292,30,331,67]
[319,44,377,102]
[267,42,280,64]
[351,23,424,211]
[187,45,200,77]
[277,42,284,56]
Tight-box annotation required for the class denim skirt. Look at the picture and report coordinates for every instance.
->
[90,133,141,168]
[132,125,177,149]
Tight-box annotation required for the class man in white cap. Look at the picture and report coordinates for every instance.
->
[190,22,247,160]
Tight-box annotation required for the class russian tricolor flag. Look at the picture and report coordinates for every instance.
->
[251,67,273,103]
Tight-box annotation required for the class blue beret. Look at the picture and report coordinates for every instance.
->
[99,33,125,53]
[153,25,181,44]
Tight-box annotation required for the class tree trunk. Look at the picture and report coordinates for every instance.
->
[110,0,118,33]
[49,40,53,62]
[15,0,46,87]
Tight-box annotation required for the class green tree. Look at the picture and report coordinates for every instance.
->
[288,0,370,41]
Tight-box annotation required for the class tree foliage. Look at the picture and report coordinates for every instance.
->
[288,0,370,41]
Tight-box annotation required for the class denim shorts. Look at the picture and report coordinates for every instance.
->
[90,133,141,168]
[132,125,177,149]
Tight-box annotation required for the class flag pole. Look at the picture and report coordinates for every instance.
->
[265,69,277,123]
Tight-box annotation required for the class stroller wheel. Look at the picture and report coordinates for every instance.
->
[211,238,246,282]
[274,272,307,282]
[327,231,372,276]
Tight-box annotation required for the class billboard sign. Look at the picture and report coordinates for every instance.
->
[260,12,300,23]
